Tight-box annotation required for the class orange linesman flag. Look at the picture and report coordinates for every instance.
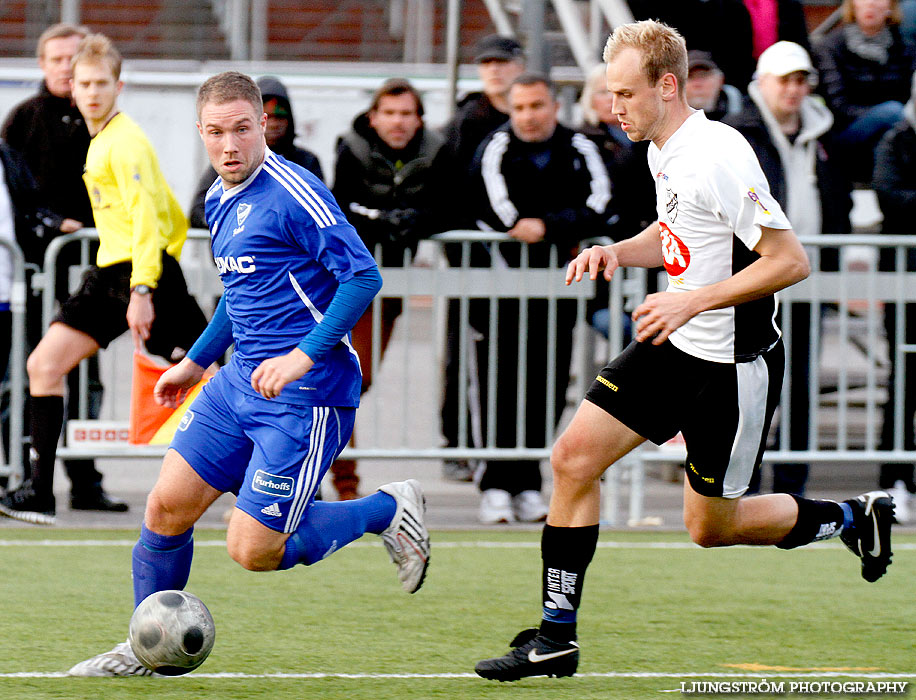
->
[129,351,213,445]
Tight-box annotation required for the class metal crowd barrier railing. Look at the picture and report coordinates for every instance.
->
[23,229,603,462]
[6,230,916,525]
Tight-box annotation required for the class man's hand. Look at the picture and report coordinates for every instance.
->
[566,244,619,285]
[154,357,206,408]
[508,217,546,244]
[632,291,698,345]
[251,348,314,399]
[127,292,155,350]
[59,219,82,233]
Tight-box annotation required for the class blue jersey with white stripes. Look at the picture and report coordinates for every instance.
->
[204,149,377,407]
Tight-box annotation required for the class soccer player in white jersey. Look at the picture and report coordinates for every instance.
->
[475,20,895,682]
[69,71,430,677]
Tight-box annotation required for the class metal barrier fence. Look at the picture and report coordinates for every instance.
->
[4,231,916,523]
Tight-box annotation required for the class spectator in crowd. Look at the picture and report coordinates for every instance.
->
[189,75,323,228]
[901,0,916,46]
[1,22,126,513]
[0,147,15,383]
[467,73,612,524]
[742,0,812,59]
[438,34,527,482]
[724,40,852,497]
[578,63,656,339]
[441,34,526,178]
[813,0,916,182]
[0,143,44,383]
[628,0,756,91]
[0,34,207,525]
[872,71,916,522]
[329,78,446,500]
[685,50,743,121]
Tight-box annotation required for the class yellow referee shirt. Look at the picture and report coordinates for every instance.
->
[83,112,187,288]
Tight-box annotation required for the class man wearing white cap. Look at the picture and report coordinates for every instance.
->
[724,40,853,497]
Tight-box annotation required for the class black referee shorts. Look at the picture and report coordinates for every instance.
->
[584,339,784,498]
[54,251,207,360]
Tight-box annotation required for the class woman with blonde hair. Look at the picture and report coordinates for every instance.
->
[813,0,916,180]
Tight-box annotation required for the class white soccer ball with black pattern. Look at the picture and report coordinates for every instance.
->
[128,590,216,675]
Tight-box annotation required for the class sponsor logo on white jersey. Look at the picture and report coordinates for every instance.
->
[659,222,690,276]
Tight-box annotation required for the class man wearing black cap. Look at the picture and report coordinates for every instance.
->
[685,50,742,122]
[438,34,526,482]
[441,34,526,175]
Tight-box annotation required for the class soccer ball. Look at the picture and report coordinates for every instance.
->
[128,590,216,675]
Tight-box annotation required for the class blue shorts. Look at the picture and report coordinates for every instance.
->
[170,368,355,533]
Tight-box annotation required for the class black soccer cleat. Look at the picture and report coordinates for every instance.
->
[840,491,895,582]
[0,480,56,525]
[475,628,579,682]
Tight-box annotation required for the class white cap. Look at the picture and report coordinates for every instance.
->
[755,41,815,78]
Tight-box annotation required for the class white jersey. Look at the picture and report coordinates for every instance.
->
[647,110,792,363]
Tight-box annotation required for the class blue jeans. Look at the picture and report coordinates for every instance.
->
[837,101,905,148]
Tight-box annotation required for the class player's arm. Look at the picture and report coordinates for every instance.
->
[565,221,663,285]
[251,266,383,399]
[632,225,810,344]
[154,295,233,407]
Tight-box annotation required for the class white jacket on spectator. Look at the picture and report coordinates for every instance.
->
[747,80,834,240]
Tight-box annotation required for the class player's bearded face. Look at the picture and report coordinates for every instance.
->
[198,99,267,188]
[606,48,665,143]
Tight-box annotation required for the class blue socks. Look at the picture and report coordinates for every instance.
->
[278,491,396,570]
[132,524,194,608]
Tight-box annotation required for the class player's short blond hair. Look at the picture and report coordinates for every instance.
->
[72,33,121,79]
[603,20,687,96]
[196,71,262,119]
[36,22,89,59]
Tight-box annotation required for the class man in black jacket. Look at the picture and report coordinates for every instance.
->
[724,41,852,496]
[1,23,126,512]
[0,143,46,381]
[439,36,526,482]
[329,78,446,500]
[468,73,612,524]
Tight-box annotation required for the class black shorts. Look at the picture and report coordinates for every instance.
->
[55,252,208,360]
[584,339,784,498]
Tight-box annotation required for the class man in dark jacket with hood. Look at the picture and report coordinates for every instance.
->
[327,78,446,500]
[189,75,323,228]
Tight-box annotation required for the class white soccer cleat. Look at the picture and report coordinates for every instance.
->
[888,481,911,524]
[513,490,549,523]
[67,639,157,677]
[479,488,515,524]
[378,479,430,594]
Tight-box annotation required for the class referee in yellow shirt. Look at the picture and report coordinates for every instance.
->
[0,34,207,525]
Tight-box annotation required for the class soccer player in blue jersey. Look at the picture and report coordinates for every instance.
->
[68,71,431,677]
